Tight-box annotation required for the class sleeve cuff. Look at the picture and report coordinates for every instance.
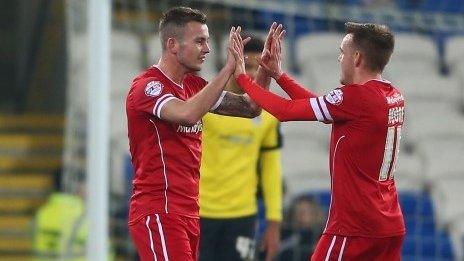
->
[237,73,251,86]
[153,94,177,119]
[276,73,289,85]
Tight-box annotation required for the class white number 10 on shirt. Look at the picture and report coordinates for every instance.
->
[379,125,402,181]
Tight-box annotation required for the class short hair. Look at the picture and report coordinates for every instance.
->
[242,33,264,53]
[158,7,207,50]
[345,22,394,72]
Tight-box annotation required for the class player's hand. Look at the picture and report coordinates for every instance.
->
[225,26,239,73]
[261,22,278,66]
[261,221,281,261]
[258,23,285,80]
[229,28,249,79]
[226,26,250,75]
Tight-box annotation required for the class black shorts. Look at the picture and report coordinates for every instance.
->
[199,215,256,261]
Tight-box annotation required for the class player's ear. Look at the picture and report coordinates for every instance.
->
[166,37,179,54]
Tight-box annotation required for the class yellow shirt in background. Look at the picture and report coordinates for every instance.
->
[200,111,282,221]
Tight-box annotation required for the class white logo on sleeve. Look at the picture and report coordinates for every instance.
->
[325,88,343,105]
[145,81,163,97]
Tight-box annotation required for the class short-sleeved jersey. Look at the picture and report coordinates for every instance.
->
[309,79,405,237]
[199,111,282,220]
[126,66,207,224]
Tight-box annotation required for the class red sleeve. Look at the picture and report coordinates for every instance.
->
[237,74,316,122]
[308,85,363,123]
[133,77,177,119]
[276,73,317,99]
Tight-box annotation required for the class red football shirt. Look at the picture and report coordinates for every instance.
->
[126,66,207,224]
[310,80,406,237]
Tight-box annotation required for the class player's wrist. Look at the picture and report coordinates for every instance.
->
[272,71,284,80]
[224,61,235,74]
[235,69,247,80]
[275,72,287,84]
[221,63,235,80]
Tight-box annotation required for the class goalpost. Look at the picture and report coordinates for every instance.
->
[86,0,111,260]
[64,0,111,259]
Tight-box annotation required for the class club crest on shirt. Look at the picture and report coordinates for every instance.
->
[145,81,162,97]
[325,88,343,105]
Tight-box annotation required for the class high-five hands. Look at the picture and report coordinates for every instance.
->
[228,27,248,78]
[226,26,250,75]
[259,23,286,80]
[229,23,286,82]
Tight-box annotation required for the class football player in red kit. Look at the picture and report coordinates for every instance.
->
[126,7,282,261]
[231,22,405,260]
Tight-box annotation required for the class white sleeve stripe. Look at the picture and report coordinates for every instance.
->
[153,94,174,116]
[156,97,178,119]
[210,91,227,111]
[318,96,333,122]
[310,98,325,122]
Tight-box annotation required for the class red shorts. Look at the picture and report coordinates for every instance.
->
[311,234,404,261]
[129,213,200,261]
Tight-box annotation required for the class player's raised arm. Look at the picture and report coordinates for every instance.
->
[275,73,318,99]
[254,22,280,90]
[209,29,264,118]
[209,91,261,118]
[211,25,284,119]
[160,27,241,126]
[237,75,316,122]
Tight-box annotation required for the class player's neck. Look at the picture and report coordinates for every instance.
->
[156,57,186,86]
[353,70,382,85]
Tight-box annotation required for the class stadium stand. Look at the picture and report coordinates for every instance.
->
[445,34,464,110]
[446,35,464,74]
[295,33,344,94]
[110,30,141,195]
[281,131,330,197]
[146,33,162,65]
[0,115,63,258]
[393,151,423,192]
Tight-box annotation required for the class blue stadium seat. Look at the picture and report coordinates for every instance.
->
[395,0,423,11]
[421,0,463,13]
[418,196,434,217]
[344,0,361,5]
[405,220,417,234]
[402,236,418,256]
[400,193,419,217]
[438,231,455,259]
[443,0,464,13]
[251,10,287,31]
[418,218,436,236]
[311,191,331,208]
[421,0,443,12]
[296,0,324,3]
[400,192,455,259]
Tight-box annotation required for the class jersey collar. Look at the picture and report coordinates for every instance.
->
[153,65,184,89]
[367,78,391,85]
